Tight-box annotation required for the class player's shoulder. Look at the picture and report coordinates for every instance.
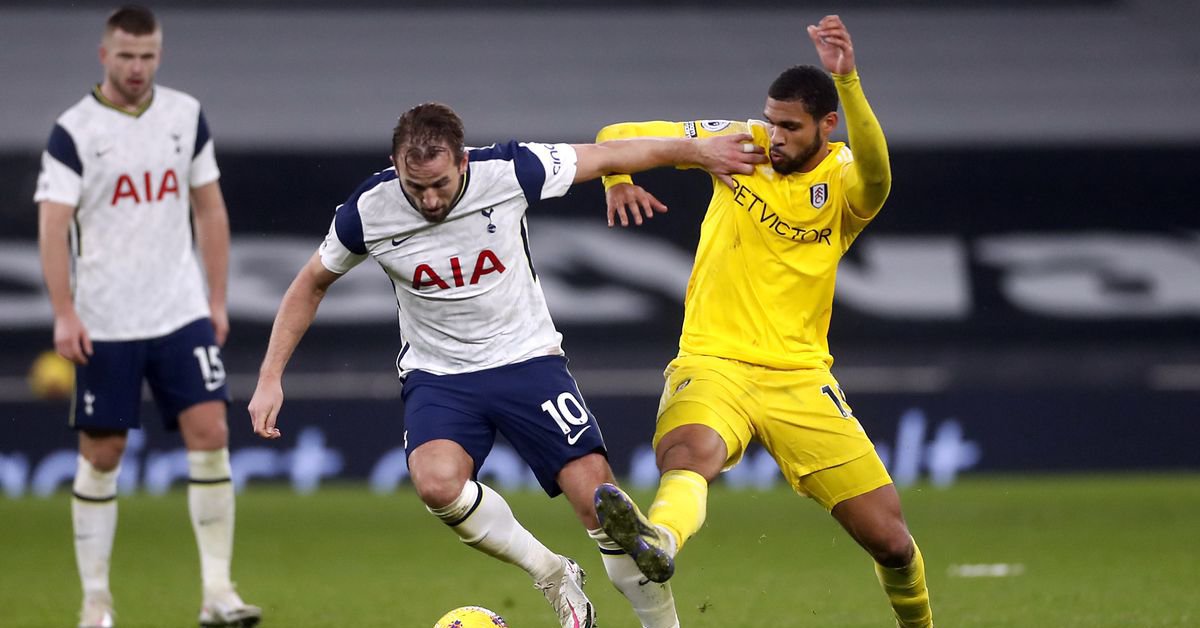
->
[685,119,752,138]
[342,167,399,214]
[150,85,204,118]
[830,142,854,167]
[468,140,564,167]
[153,85,199,106]
[54,92,103,128]
[467,140,569,186]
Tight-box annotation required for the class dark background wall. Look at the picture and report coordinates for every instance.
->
[1,1,1197,492]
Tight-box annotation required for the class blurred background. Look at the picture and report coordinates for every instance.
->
[1,0,1198,498]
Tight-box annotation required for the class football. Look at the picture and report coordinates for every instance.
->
[433,606,509,628]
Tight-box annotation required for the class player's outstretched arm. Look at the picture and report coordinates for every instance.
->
[809,15,891,217]
[191,181,231,345]
[38,200,92,365]
[576,135,763,227]
[572,133,763,185]
[248,252,341,439]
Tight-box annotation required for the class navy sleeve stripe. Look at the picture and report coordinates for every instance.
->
[335,168,397,255]
[469,140,545,205]
[194,110,211,158]
[47,124,82,176]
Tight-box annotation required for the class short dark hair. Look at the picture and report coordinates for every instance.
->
[106,5,158,36]
[767,65,838,119]
[392,102,466,167]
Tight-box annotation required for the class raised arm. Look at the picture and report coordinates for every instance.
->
[809,15,890,218]
[247,252,341,439]
[191,181,231,345]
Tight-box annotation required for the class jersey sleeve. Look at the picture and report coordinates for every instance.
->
[189,110,221,188]
[521,142,578,201]
[835,70,891,227]
[33,124,83,206]
[318,204,369,274]
[595,120,750,188]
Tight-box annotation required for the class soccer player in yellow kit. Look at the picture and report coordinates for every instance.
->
[593,16,933,628]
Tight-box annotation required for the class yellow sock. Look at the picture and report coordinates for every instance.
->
[646,469,708,553]
[874,538,934,628]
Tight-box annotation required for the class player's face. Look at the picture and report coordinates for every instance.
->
[394,148,468,223]
[99,28,162,107]
[763,98,838,175]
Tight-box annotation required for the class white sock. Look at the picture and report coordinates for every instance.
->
[589,528,680,628]
[187,448,235,593]
[73,455,119,600]
[428,481,561,582]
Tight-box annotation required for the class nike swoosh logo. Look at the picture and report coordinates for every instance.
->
[392,235,414,246]
[95,148,111,157]
[566,426,592,445]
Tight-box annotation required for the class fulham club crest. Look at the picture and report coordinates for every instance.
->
[810,183,829,209]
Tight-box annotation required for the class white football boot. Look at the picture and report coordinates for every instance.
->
[535,556,597,628]
[198,586,262,627]
[78,592,115,628]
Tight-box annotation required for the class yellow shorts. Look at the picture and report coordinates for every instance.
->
[655,353,892,509]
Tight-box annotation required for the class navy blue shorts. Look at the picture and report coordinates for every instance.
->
[402,355,607,497]
[71,317,231,432]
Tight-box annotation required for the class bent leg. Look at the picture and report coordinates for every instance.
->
[647,423,727,553]
[559,454,679,628]
[830,479,933,628]
[411,439,561,582]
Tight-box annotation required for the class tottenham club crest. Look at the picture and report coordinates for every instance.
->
[810,183,829,209]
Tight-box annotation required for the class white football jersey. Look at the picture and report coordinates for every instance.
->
[319,141,578,376]
[34,86,219,341]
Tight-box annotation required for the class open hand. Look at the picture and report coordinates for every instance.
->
[606,183,668,227]
[807,15,856,75]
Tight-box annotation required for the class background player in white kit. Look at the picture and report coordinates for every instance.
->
[247,102,764,628]
[35,6,260,628]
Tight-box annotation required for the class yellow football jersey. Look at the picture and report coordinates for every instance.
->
[598,72,889,370]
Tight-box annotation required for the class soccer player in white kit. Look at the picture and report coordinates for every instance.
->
[35,6,260,628]
[247,102,764,628]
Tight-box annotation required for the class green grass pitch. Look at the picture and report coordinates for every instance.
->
[2,474,1198,627]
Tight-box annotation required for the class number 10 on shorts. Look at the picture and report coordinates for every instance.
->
[540,392,589,435]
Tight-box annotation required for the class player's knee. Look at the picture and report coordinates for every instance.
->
[869,532,915,569]
[657,436,725,481]
[80,431,126,471]
[179,402,229,449]
[413,473,469,509]
[84,449,123,472]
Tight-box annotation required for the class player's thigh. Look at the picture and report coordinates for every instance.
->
[654,354,756,472]
[488,356,608,498]
[756,369,879,500]
[144,318,230,432]
[800,449,895,512]
[71,338,149,432]
[178,400,229,451]
[402,371,497,487]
